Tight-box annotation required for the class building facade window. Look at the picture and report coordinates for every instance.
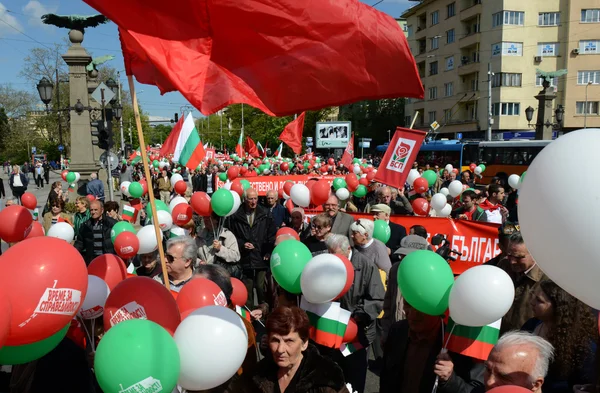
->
[445,56,454,70]
[431,11,439,25]
[405,115,412,126]
[537,42,559,56]
[447,29,455,43]
[407,25,413,37]
[444,109,452,122]
[492,73,522,87]
[580,40,600,54]
[444,82,454,97]
[428,86,438,99]
[576,101,599,115]
[535,74,557,87]
[492,102,520,116]
[493,11,524,27]
[447,2,456,18]
[428,111,437,124]
[431,36,439,50]
[581,9,600,23]
[578,71,600,84]
[492,42,523,56]
[538,12,560,26]
[429,61,438,75]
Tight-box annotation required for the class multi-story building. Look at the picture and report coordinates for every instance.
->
[402,0,600,139]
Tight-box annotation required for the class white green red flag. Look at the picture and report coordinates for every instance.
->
[445,317,501,361]
[122,204,138,223]
[273,143,283,159]
[373,127,426,190]
[340,341,364,357]
[257,141,265,156]
[235,129,244,157]
[300,296,348,348]
[235,305,252,321]
[173,113,206,170]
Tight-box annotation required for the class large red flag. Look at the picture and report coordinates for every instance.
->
[244,136,259,157]
[340,133,355,168]
[374,127,427,190]
[84,0,423,117]
[279,112,305,155]
[159,114,184,157]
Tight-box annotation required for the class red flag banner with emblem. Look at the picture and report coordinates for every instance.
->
[340,132,355,168]
[374,127,426,190]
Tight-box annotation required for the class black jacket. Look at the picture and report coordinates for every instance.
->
[198,172,217,193]
[387,221,407,256]
[380,320,485,393]
[75,215,118,265]
[227,205,276,270]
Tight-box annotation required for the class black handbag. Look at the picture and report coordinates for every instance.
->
[215,257,244,280]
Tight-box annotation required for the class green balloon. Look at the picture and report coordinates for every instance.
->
[270,239,312,294]
[397,250,454,316]
[240,179,251,190]
[211,189,234,216]
[122,159,127,165]
[152,160,159,168]
[256,167,263,175]
[332,178,347,191]
[373,220,391,243]
[218,172,228,182]
[243,163,249,168]
[111,221,136,243]
[128,182,144,198]
[478,164,486,172]
[422,170,438,187]
[315,158,321,163]
[353,184,368,198]
[288,163,295,169]
[352,158,360,164]
[303,162,309,169]
[0,324,69,365]
[95,319,180,393]
[520,171,527,184]
[145,200,170,219]
[66,172,76,183]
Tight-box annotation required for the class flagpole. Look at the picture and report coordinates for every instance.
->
[220,110,223,151]
[127,75,171,291]
[409,112,420,129]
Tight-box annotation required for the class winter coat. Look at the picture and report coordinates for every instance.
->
[74,216,117,265]
[227,205,276,270]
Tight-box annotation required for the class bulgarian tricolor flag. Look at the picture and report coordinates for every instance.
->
[122,204,138,223]
[256,141,265,157]
[173,113,206,170]
[235,305,252,321]
[273,143,283,159]
[235,129,244,157]
[301,297,349,349]
[340,341,364,357]
[445,317,501,361]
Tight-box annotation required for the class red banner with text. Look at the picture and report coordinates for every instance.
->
[216,175,338,195]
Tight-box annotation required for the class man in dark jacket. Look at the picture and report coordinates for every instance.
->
[370,203,406,256]
[75,200,117,265]
[227,188,276,308]
[452,190,487,222]
[265,190,289,228]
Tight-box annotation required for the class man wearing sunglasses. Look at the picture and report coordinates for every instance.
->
[153,236,196,292]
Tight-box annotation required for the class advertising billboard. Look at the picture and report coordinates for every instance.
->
[315,121,351,148]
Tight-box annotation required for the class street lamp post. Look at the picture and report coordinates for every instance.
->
[525,104,564,135]
[585,81,592,129]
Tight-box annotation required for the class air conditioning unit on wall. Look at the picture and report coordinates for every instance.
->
[534,56,542,63]
[572,48,580,55]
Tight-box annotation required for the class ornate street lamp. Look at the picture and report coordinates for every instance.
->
[525,106,535,124]
[113,103,123,120]
[36,77,54,108]
[106,78,118,103]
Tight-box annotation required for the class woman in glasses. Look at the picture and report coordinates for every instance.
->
[303,213,332,257]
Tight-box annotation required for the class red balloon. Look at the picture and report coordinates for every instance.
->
[21,193,37,210]
[88,254,128,291]
[230,278,248,307]
[334,253,355,300]
[366,171,376,181]
[190,191,212,216]
[86,194,96,202]
[0,205,33,243]
[103,276,181,335]
[172,203,193,226]
[0,237,88,345]
[413,177,429,193]
[328,158,335,166]
[285,198,295,213]
[343,317,358,343]
[469,163,477,172]
[487,387,532,393]
[283,181,294,196]
[114,232,140,259]
[174,180,187,196]
[345,173,359,192]
[276,227,300,241]
[0,289,11,349]
[311,180,331,206]
[138,179,148,195]
[412,198,431,216]
[61,170,69,181]
[280,162,289,172]
[177,277,227,318]
[359,178,369,186]
[452,168,459,174]
[240,166,248,175]
[306,179,317,192]
[25,221,45,239]
[320,166,328,173]
[230,180,244,197]
[227,166,240,180]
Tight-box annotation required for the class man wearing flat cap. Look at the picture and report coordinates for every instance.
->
[371,203,406,257]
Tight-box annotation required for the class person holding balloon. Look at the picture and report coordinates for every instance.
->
[75,200,118,265]
[304,213,333,257]
[157,169,172,204]
[42,198,73,234]
[196,213,241,277]
[86,172,105,202]
[349,219,391,274]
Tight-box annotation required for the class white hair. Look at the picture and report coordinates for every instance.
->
[349,218,374,239]
[166,236,197,263]
[494,331,555,381]
[325,234,350,253]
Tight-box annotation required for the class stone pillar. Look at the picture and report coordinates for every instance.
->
[534,78,556,140]
[62,29,101,178]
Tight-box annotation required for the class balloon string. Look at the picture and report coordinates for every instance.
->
[444,323,457,349]
[90,319,96,352]
[77,316,94,353]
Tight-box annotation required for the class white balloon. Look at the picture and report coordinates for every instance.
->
[301,254,348,304]
[226,191,241,217]
[449,265,515,327]
[79,275,110,319]
[335,188,350,201]
[474,166,482,175]
[437,203,452,217]
[263,169,271,175]
[169,196,188,211]
[74,172,81,182]
[290,184,310,207]
[445,164,454,173]
[407,169,420,186]
[353,165,361,174]
[137,225,163,254]
[171,174,184,185]
[120,181,132,197]
[360,174,367,179]
[47,222,75,242]
[175,306,248,390]
[159,161,167,169]
[222,181,232,190]
[156,209,173,231]
[448,180,463,197]
[169,226,187,238]
[508,174,521,190]
[439,187,449,196]
[430,193,447,211]
[519,129,600,309]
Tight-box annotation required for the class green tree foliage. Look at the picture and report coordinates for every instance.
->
[339,98,405,145]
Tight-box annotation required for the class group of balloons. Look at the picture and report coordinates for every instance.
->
[397,249,514,327]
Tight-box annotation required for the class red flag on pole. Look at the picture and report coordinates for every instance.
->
[244,136,259,157]
[340,133,355,168]
[279,112,305,154]
[84,0,423,117]
[159,114,183,156]
[373,127,427,190]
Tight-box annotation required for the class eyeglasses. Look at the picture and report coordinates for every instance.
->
[165,254,180,264]
[355,219,366,231]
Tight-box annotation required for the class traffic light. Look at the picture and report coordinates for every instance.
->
[171,112,179,124]
[91,110,114,150]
